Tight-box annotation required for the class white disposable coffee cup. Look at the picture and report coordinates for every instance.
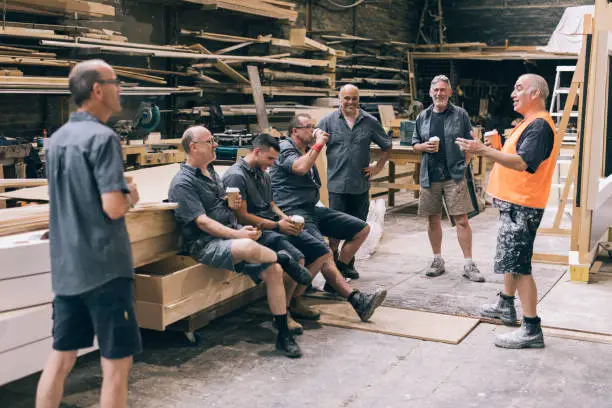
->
[484,130,501,149]
[291,215,305,226]
[226,187,240,200]
[429,136,440,152]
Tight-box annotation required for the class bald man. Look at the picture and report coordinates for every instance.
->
[317,84,392,279]
[456,74,559,349]
[37,60,141,408]
[168,125,315,358]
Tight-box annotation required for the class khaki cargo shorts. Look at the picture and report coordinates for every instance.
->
[418,178,471,216]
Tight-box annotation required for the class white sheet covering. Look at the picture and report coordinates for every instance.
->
[537,5,595,54]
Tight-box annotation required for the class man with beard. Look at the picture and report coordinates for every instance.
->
[412,75,484,282]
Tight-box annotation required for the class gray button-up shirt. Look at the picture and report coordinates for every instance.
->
[168,163,238,247]
[411,103,472,188]
[270,138,321,213]
[223,158,276,220]
[46,111,133,296]
[318,108,392,194]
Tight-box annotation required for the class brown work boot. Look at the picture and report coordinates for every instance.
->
[290,297,321,320]
[287,312,304,335]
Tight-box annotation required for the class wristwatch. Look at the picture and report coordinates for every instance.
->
[273,222,280,232]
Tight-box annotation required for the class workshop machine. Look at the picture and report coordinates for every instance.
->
[113,102,161,142]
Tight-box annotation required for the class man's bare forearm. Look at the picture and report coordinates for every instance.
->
[195,214,239,239]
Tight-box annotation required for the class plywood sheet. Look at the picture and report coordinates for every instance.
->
[0,163,231,203]
[0,304,51,353]
[539,272,612,335]
[303,298,479,345]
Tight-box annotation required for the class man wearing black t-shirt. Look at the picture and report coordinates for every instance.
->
[412,75,484,282]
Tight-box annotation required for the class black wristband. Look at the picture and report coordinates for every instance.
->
[274,222,280,232]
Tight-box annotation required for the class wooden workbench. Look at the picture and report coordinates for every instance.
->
[371,141,421,207]
[370,140,487,208]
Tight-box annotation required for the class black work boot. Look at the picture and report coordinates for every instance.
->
[277,250,312,285]
[480,292,518,326]
[336,260,360,280]
[495,317,545,349]
[276,332,303,358]
[349,288,387,322]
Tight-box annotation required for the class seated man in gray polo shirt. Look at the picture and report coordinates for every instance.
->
[270,114,387,310]
[224,133,387,328]
[168,126,312,358]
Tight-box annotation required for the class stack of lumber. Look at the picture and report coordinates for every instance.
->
[184,0,297,23]
[311,32,410,101]
[4,0,115,18]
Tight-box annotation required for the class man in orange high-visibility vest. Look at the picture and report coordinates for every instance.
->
[455,74,559,349]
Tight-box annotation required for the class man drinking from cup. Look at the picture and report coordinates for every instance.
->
[224,133,387,329]
[412,75,484,282]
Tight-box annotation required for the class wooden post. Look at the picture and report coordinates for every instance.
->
[246,65,270,133]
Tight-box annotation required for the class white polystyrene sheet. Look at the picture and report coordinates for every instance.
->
[0,304,51,353]
[0,230,50,280]
[0,273,52,312]
[0,337,98,386]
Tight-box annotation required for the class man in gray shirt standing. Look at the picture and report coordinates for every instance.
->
[36,60,141,408]
[317,84,392,278]
[412,75,484,282]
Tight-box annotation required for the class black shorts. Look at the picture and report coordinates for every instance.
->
[329,191,370,222]
[291,206,368,248]
[287,230,331,265]
[52,277,142,359]
[493,199,544,275]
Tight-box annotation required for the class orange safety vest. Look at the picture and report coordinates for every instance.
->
[486,111,559,209]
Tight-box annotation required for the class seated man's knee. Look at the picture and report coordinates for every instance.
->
[354,223,370,239]
[261,263,283,284]
[231,238,259,256]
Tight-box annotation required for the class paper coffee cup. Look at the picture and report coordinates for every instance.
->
[429,136,440,152]
[291,215,305,226]
[484,130,501,150]
[226,187,240,199]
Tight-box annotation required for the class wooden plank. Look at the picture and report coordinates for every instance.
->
[302,298,479,345]
[543,327,612,345]
[215,41,255,55]
[10,0,115,16]
[289,28,306,48]
[247,65,270,132]
[262,68,331,84]
[378,105,395,129]
[0,179,47,188]
[532,252,569,265]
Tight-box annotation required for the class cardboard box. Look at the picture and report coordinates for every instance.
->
[134,256,256,330]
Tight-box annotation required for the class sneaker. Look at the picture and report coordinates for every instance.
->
[287,312,304,335]
[480,292,518,326]
[276,332,302,358]
[349,288,387,322]
[290,297,321,321]
[425,257,445,277]
[494,323,545,349]
[336,260,360,280]
[277,250,313,286]
[463,263,485,282]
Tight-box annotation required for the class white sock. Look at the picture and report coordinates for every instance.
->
[465,258,474,266]
[434,254,443,260]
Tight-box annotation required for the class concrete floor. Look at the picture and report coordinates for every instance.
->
[2,196,612,408]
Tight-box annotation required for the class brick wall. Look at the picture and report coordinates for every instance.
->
[442,0,594,46]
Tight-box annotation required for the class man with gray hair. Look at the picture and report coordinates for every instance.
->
[36,60,141,408]
[456,73,558,348]
[412,74,484,282]
[317,83,392,279]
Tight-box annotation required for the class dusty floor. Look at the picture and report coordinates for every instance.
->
[2,196,612,408]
